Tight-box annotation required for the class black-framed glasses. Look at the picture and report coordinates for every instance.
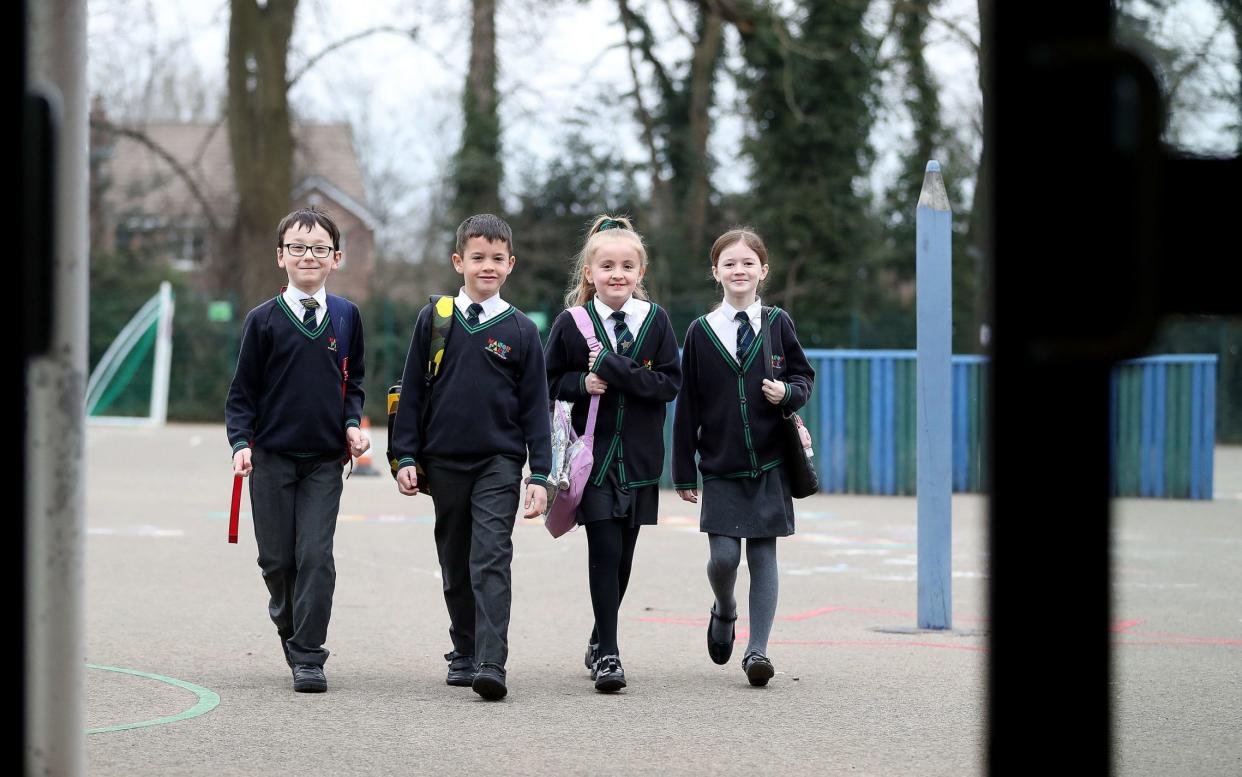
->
[283,243,334,259]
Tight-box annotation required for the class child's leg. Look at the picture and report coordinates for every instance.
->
[426,462,479,657]
[744,538,779,656]
[706,534,742,644]
[584,520,641,656]
[286,456,344,666]
[248,449,298,643]
[467,456,523,667]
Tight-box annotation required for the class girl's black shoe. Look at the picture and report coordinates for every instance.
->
[593,655,626,693]
[707,606,737,665]
[742,651,774,687]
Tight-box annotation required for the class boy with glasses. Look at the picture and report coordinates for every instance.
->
[226,206,370,692]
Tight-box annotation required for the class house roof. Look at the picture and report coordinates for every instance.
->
[101,121,370,227]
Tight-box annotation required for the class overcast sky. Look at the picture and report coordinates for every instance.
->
[87,0,1236,245]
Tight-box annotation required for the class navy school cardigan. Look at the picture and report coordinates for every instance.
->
[671,307,814,489]
[545,302,682,489]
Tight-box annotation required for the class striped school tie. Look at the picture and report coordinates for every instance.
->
[735,311,755,362]
[301,297,319,327]
[466,302,484,327]
[611,311,634,354]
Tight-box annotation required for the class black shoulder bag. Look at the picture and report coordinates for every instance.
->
[760,307,819,499]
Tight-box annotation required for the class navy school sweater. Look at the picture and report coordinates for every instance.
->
[225,294,365,456]
[671,307,814,489]
[545,302,682,489]
[389,301,552,483]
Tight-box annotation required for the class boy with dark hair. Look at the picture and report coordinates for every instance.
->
[391,213,551,700]
[226,206,369,693]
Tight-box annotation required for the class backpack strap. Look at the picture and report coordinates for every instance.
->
[326,293,352,368]
[426,294,455,380]
[325,294,357,472]
[568,306,601,436]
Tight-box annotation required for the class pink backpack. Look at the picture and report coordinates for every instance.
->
[544,306,601,538]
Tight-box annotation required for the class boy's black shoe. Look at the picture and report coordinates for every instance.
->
[593,655,626,693]
[584,641,599,674]
[292,664,327,693]
[471,663,507,700]
[445,650,477,687]
[707,606,737,665]
[742,652,774,687]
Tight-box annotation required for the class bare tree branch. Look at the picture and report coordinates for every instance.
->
[288,25,420,90]
[92,118,222,234]
[662,0,693,39]
[619,9,666,187]
[616,0,677,103]
[1165,12,1230,104]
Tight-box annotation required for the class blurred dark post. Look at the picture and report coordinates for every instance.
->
[26,0,87,773]
[986,3,1241,774]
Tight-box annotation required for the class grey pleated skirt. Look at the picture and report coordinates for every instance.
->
[699,466,795,538]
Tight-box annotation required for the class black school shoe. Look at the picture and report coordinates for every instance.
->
[471,663,507,700]
[593,655,626,693]
[742,651,775,687]
[707,606,738,665]
[445,650,477,687]
[585,641,599,674]
[292,663,327,693]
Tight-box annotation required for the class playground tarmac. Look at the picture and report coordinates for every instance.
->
[83,424,1241,776]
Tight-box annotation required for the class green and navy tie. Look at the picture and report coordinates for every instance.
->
[735,311,755,362]
[466,302,484,327]
[301,297,319,327]
[611,311,634,354]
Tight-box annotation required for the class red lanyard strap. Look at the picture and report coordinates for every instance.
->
[228,474,243,544]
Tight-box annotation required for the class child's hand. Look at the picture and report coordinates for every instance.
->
[585,374,608,395]
[233,448,253,477]
[523,483,548,518]
[396,465,419,496]
[587,349,599,370]
[346,426,370,458]
[676,488,698,504]
[761,378,787,405]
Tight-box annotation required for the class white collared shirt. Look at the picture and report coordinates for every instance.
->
[592,295,651,351]
[707,297,762,364]
[455,287,511,322]
[284,285,328,328]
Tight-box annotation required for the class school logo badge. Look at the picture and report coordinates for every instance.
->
[328,337,338,352]
[770,354,784,369]
[486,338,512,360]
[641,358,653,370]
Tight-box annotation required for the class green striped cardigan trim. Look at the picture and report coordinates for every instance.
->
[275,295,331,339]
[701,459,785,481]
[452,305,517,334]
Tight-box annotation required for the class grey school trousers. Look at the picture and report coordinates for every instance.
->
[423,455,523,667]
[248,448,344,666]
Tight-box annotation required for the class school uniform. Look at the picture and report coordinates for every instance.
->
[390,289,552,668]
[225,285,366,667]
[545,296,682,526]
[672,300,814,538]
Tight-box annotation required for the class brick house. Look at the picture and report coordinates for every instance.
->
[92,105,377,301]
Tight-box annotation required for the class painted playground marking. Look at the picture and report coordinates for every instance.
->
[638,606,1241,651]
[86,664,220,734]
[88,526,185,538]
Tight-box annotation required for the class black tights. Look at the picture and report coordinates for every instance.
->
[585,519,642,656]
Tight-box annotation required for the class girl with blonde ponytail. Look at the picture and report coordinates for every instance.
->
[545,214,681,693]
